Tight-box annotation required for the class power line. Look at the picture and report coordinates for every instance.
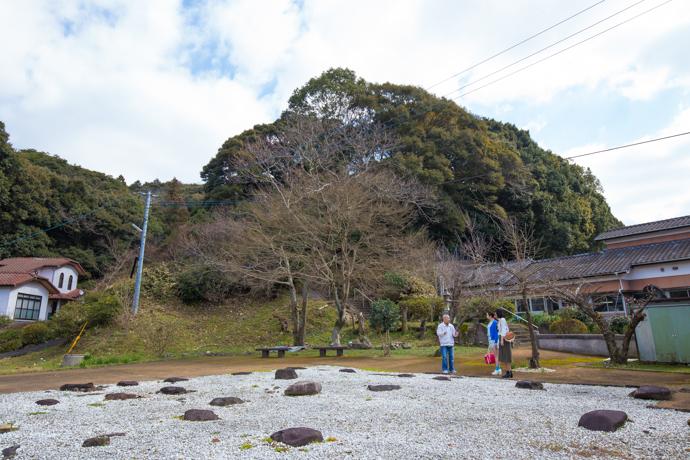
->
[425,0,607,91]
[452,0,672,100]
[443,0,648,98]
[564,130,690,160]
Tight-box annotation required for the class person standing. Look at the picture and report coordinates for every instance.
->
[437,314,459,374]
[486,312,501,376]
[496,309,513,379]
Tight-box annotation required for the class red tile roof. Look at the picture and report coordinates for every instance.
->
[0,257,86,275]
[0,272,59,293]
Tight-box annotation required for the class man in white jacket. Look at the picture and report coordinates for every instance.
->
[437,314,459,374]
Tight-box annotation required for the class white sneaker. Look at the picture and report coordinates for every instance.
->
[442,370,449,374]
[492,369,502,376]
[451,370,457,374]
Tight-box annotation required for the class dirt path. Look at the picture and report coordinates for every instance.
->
[1,349,688,395]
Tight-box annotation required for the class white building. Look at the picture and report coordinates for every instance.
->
[0,257,86,321]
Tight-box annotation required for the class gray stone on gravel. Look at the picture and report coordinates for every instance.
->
[60,383,96,392]
[105,393,140,401]
[163,377,189,383]
[629,385,672,401]
[578,410,628,432]
[231,371,251,375]
[397,374,415,378]
[158,386,187,395]
[35,399,59,406]
[270,427,323,447]
[368,384,401,392]
[275,368,298,380]
[284,381,322,396]
[516,381,545,390]
[209,397,244,406]
[117,381,138,387]
[432,376,451,381]
[287,367,307,370]
[339,368,356,373]
[82,436,110,447]
[2,445,19,459]
[183,409,219,421]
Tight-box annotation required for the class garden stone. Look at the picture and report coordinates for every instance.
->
[397,374,415,378]
[275,368,298,380]
[159,386,187,395]
[60,383,96,392]
[285,381,322,396]
[629,385,672,401]
[231,372,251,375]
[183,409,219,421]
[368,384,401,392]
[433,376,451,381]
[287,367,307,370]
[117,381,138,387]
[0,424,16,434]
[105,393,140,401]
[516,381,545,390]
[270,427,323,447]
[163,377,188,383]
[2,445,19,459]
[82,436,110,447]
[339,368,356,373]
[209,397,244,407]
[578,410,628,432]
[36,399,59,406]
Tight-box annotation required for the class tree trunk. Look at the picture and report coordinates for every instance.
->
[288,282,300,346]
[584,307,624,364]
[417,319,426,339]
[296,282,308,346]
[330,289,346,346]
[522,290,540,369]
[618,308,646,364]
[401,305,408,333]
[357,312,366,337]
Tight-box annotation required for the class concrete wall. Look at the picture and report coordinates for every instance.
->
[0,288,10,317]
[6,282,50,321]
[538,333,638,358]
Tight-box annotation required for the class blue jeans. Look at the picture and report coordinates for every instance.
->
[440,345,455,372]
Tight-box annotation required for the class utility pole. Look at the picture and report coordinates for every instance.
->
[131,190,151,315]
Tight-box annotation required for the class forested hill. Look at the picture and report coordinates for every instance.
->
[202,68,621,257]
[0,122,141,276]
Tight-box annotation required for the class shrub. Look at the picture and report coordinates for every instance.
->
[555,307,593,326]
[175,266,238,304]
[369,299,400,333]
[141,263,177,299]
[399,296,445,321]
[531,313,558,329]
[21,322,51,346]
[609,316,631,334]
[83,293,122,327]
[549,318,589,334]
[0,328,23,352]
[0,316,12,329]
[50,303,87,337]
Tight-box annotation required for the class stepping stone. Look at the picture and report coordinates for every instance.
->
[36,399,59,406]
[397,374,415,378]
[629,385,672,401]
[578,410,628,432]
[209,397,244,407]
[183,409,219,421]
[275,368,298,380]
[105,393,140,401]
[270,427,323,447]
[339,368,356,373]
[117,381,138,387]
[158,386,187,395]
[82,436,110,447]
[60,383,96,392]
[285,381,322,396]
[2,445,19,458]
[287,367,307,370]
[515,381,545,390]
[163,377,189,383]
[367,384,401,392]
[432,376,451,381]
[231,372,252,375]
[0,424,16,434]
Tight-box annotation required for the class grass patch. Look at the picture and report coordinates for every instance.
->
[79,353,144,367]
[274,446,289,453]
[28,411,47,416]
[586,361,690,374]
[239,442,253,450]
[87,402,105,408]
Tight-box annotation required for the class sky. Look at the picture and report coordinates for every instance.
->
[0,0,688,226]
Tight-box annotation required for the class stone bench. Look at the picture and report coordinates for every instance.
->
[256,347,291,358]
[315,346,347,357]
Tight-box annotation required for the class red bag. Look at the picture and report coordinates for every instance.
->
[484,352,496,364]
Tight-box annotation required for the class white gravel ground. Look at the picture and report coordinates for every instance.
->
[0,367,688,459]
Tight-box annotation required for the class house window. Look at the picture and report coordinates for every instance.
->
[58,273,64,289]
[546,297,560,313]
[530,297,545,312]
[14,293,43,320]
[515,299,527,312]
[668,288,690,298]
[594,295,624,312]
[67,275,74,290]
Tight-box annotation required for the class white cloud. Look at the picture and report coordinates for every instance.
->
[0,0,689,229]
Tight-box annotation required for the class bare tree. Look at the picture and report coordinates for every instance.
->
[549,283,659,364]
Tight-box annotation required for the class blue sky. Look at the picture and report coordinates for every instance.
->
[0,0,688,225]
